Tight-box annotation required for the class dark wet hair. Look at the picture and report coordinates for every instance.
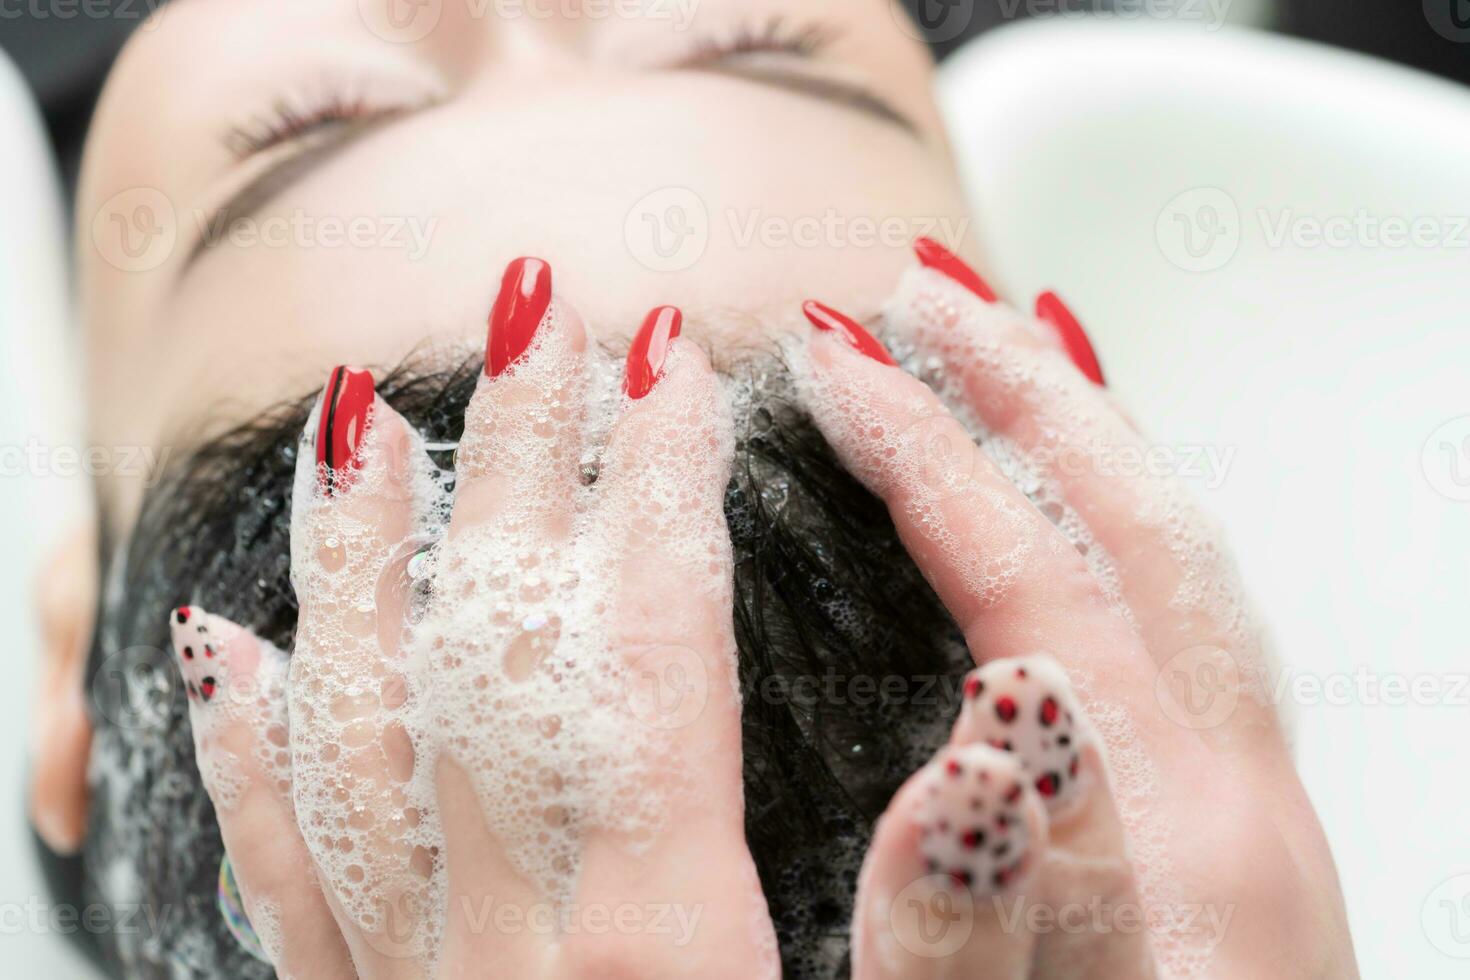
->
[53,350,970,979]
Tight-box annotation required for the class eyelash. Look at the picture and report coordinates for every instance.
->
[221,17,835,159]
[679,16,836,65]
[223,89,390,160]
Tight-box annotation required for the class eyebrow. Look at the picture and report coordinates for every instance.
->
[688,62,921,136]
[181,60,917,273]
[182,112,413,272]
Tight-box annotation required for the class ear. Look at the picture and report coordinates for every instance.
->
[29,523,97,855]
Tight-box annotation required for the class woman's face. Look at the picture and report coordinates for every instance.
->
[79,0,970,523]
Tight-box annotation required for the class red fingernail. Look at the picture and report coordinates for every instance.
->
[315,366,375,497]
[1034,291,1105,386]
[914,237,997,303]
[802,300,896,366]
[624,305,683,400]
[487,257,552,378]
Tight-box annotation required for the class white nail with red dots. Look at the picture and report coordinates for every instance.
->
[953,654,1091,812]
[914,743,1035,895]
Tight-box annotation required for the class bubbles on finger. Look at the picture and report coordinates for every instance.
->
[167,607,292,810]
[286,394,450,964]
[409,338,736,908]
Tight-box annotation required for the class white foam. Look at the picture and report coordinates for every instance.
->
[284,310,772,975]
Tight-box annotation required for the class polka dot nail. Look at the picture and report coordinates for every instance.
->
[916,744,1036,895]
[170,605,223,706]
[954,655,1091,812]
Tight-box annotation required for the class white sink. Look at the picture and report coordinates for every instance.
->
[940,19,1470,978]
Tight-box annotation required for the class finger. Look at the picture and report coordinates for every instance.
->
[892,243,1267,711]
[852,742,1044,980]
[448,256,587,546]
[796,302,1147,680]
[289,368,440,971]
[169,606,353,978]
[570,312,778,976]
[421,259,594,970]
[797,307,1228,966]
[955,655,1155,979]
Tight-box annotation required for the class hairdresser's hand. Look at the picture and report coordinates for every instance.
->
[169,261,776,979]
[803,242,1358,979]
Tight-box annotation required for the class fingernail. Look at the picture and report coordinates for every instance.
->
[487,256,553,378]
[624,305,683,400]
[913,237,997,303]
[955,656,1088,811]
[314,366,376,497]
[169,605,221,706]
[916,744,1033,894]
[802,300,896,366]
[1035,291,1105,387]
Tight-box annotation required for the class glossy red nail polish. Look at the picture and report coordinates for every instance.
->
[624,305,683,400]
[486,257,552,378]
[1034,291,1105,387]
[802,300,896,366]
[315,366,375,496]
[914,237,997,303]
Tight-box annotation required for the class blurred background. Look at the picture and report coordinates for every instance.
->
[3,1,1468,977]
